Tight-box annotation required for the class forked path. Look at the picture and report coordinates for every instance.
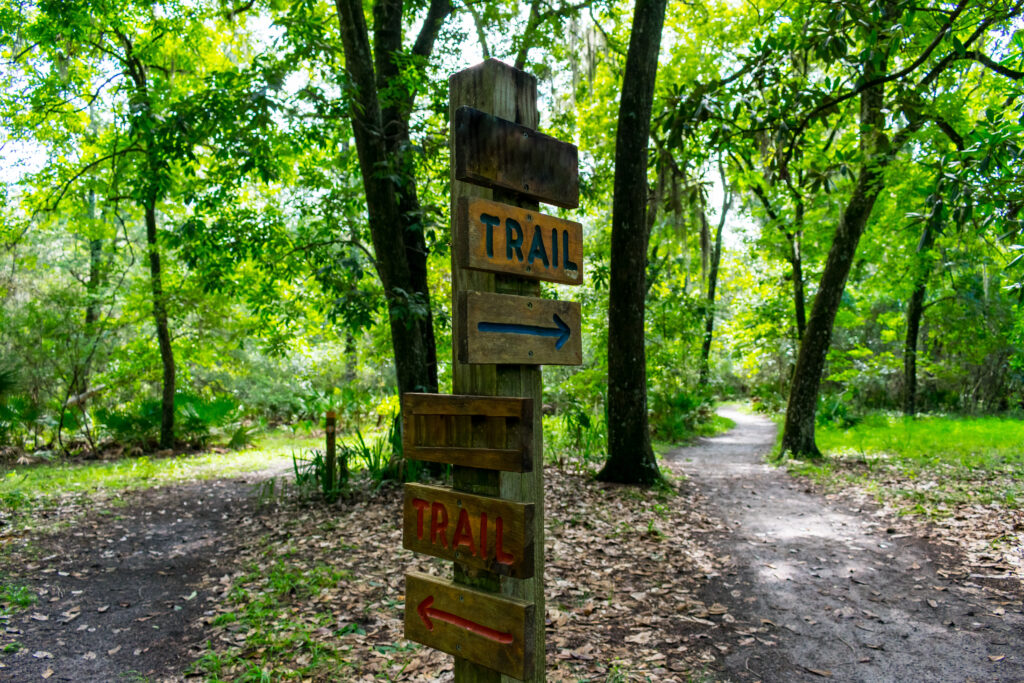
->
[667,406,1024,683]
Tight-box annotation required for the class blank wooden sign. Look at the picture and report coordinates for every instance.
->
[405,572,534,680]
[458,197,583,285]
[454,105,579,209]
[402,393,534,472]
[403,483,535,578]
[460,291,583,366]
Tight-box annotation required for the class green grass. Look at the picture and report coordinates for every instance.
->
[1,581,36,617]
[189,560,357,680]
[788,413,1024,516]
[0,430,321,530]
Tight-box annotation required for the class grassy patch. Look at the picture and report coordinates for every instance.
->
[789,413,1024,516]
[0,580,36,617]
[696,413,736,438]
[190,560,355,681]
[0,430,321,531]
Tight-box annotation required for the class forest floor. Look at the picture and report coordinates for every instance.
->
[668,406,1024,682]
[0,407,1021,682]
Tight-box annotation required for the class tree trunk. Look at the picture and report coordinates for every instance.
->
[699,167,731,386]
[334,0,443,397]
[903,198,939,416]
[145,200,176,449]
[779,47,891,459]
[789,199,807,341]
[598,0,667,485]
[82,190,102,392]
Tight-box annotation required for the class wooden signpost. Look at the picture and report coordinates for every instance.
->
[403,393,533,472]
[403,483,535,578]
[405,572,535,680]
[402,58,582,682]
[457,197,583,285]
[460,291,582,366]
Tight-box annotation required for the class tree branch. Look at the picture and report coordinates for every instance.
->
[43,147,145,211]
[954,50,1024,80]
[927,113,965,151]
[791,0,970,138]
[412,0,455,59]
[462,0,491,59]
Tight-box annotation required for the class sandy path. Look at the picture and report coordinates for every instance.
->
[666,405,1024,682]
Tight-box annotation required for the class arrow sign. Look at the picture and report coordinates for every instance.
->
[477,313,571,349]
[417,595,514,644]
[405,572,534,679]
[461,291,582,366]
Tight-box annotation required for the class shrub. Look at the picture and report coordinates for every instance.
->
[649,389,714,443]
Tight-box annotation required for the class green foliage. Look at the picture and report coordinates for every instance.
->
[190,560,354,681]
[291,448,346,500]
[0,580,36,617]
[792,413,1024,516]
[816,392,860,429]
[0,0,1021,481]
[649,390,714,443]
[94,393,242,449]
[544,402,607,474]
[292,414,420,499]
[94,402,163,449]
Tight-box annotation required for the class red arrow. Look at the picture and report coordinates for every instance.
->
[417,595,514,644]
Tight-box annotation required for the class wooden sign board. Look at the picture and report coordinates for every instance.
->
[405,571,534,680]
[402,393,533,472]
[460,291,582,366]
[458,197,583,286]
[403,483,534,578]
[454,105,579,210]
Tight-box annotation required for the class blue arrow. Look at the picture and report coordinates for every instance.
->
[477,314,572,350]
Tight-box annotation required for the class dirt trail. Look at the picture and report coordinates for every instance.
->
[0,474,281,682]
[667,406,1024,682]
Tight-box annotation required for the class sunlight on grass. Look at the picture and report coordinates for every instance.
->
[0,430,322,519]
[817,414,1024,469]
[794,414,1024,514]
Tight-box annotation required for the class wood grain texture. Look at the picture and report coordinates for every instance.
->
[404,393,531,418]
[405,572,534,680]
[402,393,534,472]
[458,197,583,285]
[403,484,535,578]
[454,106,579,210]
[450,58,547,682]
[460,291,582,366]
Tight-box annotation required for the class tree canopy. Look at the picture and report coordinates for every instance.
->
[2,0,1022,466]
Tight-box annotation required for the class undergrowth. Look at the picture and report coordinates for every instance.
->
[787,413,1024,517]
[0,431,321,532]
[190,560,355,681]
[544,402,734,476]
[0,580,36,618]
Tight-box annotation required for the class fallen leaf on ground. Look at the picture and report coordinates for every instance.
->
[803,667,832,677]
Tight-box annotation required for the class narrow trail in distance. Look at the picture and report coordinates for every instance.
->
[666,405,1024,683]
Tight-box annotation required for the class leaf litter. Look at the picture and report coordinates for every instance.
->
[185,468,735,681]
[3,422,1020,681]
